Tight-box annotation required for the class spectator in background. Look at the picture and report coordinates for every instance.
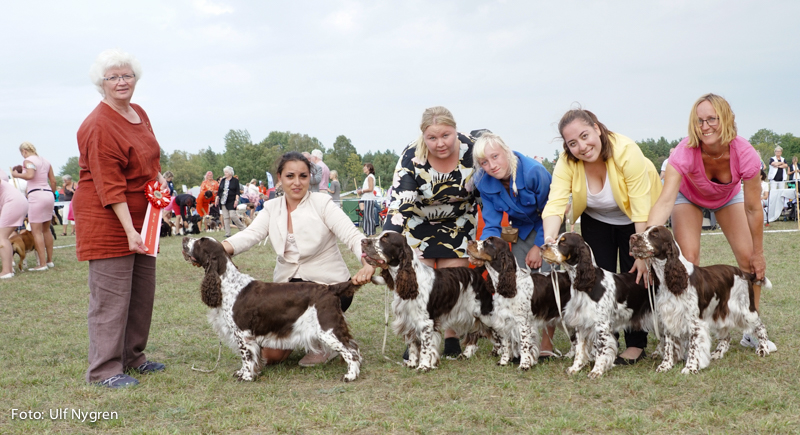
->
[197,171,218,231]
[166,193,195,228]
[61,174,77,236]
[163,171,175,196]
[302,152,322,192]
[0,168,29,279]
[12,141,57,271]
[216,166,246,237]
[327,170,341,206]
[768,146,789,189]
[788,156,800,183]
[357,163,378,236]
[311,149,330,191]
[258,180,267,196]
[660,147,675,181]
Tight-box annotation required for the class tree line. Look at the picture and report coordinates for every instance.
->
[58,127,799,191]
[59,129,401,195]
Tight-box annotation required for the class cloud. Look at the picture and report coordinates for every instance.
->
[192,0,234,16]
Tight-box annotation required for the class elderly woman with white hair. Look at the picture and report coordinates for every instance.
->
[74,48,170,388]
[216,165,246,237]
[11,141,57,271]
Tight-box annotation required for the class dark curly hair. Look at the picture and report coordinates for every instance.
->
[276,151,312,175]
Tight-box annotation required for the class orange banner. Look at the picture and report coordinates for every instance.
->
[141,202,162,257]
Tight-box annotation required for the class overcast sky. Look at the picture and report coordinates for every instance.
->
[1,0,798,173]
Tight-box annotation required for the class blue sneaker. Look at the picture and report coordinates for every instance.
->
[134,360,166,374]
[97,374,139,389]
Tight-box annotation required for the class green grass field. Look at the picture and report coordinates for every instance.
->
[1,222,799,434]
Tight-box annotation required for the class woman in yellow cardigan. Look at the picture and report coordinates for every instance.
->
[541,108,661,365]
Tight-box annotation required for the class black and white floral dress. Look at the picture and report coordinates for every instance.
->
[383,133,477,259]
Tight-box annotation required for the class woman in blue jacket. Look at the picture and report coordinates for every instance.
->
[472,132,558,359]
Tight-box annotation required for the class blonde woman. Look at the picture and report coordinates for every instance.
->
[327,170,342,206]
[384,106,477,358]
[12,141,57,270]
[648,93,776,352]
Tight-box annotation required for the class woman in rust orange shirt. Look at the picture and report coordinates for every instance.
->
[197,171,218,231]
[74,49,169,388]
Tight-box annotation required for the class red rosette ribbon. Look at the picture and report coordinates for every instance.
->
[145,180,171,209]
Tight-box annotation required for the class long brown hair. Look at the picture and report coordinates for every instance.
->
[558,109,613,163]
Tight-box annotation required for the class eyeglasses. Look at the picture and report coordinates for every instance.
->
[103,74,136,83]
[696,117,719,127]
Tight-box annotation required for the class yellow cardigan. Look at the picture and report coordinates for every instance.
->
[542,133,662,223]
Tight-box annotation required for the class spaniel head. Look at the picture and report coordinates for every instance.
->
[361,231,418,299]
[541,232,596,293]
[630,226,687,294]
[182,237,230,307]
[467,237,517,297]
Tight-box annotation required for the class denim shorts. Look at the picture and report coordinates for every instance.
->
[675,190,744,213]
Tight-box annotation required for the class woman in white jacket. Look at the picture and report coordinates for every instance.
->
[223,152,375,367]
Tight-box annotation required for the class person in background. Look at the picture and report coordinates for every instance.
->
[165,193,195,228]
[471,132,559,359]
[787,155,799,183]
[258,180,267,196]
[357,163,378,236]
[648,93,776,352]
[542,108,661,365]
[660,147,675,181]
[163,171,175,196]
[384,106,478,359]
[60,174,78,236]
[216,166,246,237]
[74,48,168,388]
[327,170,342,207]
[311,149,330,192]
[767,146,789,189]
[12,141,57,271]
[0,168,29,279]
[197,171,218,231]
[221,152,375,366]
[302,152,322,192]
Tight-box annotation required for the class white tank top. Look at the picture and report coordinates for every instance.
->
[584,173,632,226]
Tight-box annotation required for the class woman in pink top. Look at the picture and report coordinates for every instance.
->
[12,141,57,271]
[0,168,29,279]
[648,93,775,352]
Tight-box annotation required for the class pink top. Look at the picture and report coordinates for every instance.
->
[0,168,30,227]
[669,136,761,209]
[23,155,52,192]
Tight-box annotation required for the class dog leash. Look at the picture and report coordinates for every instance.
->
[645,259,660,341]
[549,267,571,345]
[191,341,223,373]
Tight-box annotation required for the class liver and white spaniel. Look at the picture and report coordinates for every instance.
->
[361,231,495,372]
[467,237,572,370]
[182,236,370,382]
[630,225,773,374]
[541,232,658,378]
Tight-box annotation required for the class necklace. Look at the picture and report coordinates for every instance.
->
[702,146,727,160]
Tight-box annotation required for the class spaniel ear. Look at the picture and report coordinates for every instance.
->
[477,266,496,295]
[664,240,688,295]
[394,243,419,299]
[495,245,517,298]
[574,242,596,293]
[200,254,223,307]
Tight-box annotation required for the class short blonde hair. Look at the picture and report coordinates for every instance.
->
[89,49,143,97]
[413,106,457,161]
[473,132,518,183]
[686,93,737,148]
[330,170,338,180]
[19,141,38,156]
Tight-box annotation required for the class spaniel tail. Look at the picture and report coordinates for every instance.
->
[329,276,386,298]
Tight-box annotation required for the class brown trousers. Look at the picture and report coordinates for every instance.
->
[85,254,156,383]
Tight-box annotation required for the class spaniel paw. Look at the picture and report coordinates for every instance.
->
[680,366,698,375]
[655,363,672,373]
[342,374,357,382]
[588,370,604,379]
[566,366,582,376]
[710,350,724,360]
